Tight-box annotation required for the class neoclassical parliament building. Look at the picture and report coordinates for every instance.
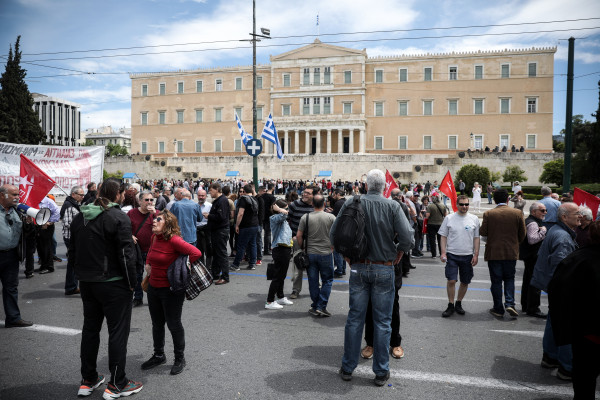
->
[130,39,555,158]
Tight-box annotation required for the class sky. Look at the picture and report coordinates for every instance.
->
[1,0,599,136]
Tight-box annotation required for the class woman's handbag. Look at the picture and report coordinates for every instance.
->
[185,258,213,300]
[293,213,309,270]
[422,217,428,234]
[141,274,150,292]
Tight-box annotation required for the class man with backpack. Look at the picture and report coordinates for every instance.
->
[333,169,413,387]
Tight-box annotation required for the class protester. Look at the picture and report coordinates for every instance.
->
[195,188,212,268]
[439,195,480,317]
[425,194,447,258]
[229,184,259,272]
[0,184,33,328]
[480,189,526,318]
[60,185,84,295]
[36,194,60,274]
[510,191,526,213]
[265,199,294,310]
[153,188,167,211]
[170,189,202,246]
[575,206,593,247]
[472,182,482,213]
[68,178,142,398]
[335,169,413,387]
[142,210,201,375]
[287,186,315,299]
[82,182,97,205]
[539,186,561,228]
[519,202,547,318]
[262,184,276,255]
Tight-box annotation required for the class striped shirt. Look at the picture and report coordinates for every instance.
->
[287,199,313,237]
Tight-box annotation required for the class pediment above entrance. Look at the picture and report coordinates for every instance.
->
[271,39,366,62]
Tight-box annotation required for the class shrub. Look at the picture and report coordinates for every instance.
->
[503,165,527,184]
[539,159,564,186]
[456,164,491,192]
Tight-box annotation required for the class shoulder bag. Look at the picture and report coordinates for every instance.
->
[185,258,213,300]
[293,213,310,270]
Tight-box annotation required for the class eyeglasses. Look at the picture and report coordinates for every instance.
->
[144,198,155,202]
[153,216,163,222]
[458,203,469,207]
[5,213,13,226]
[74,192,84,196]
[538,209,547,213]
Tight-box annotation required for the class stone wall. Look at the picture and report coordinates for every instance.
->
[105,152,562,186]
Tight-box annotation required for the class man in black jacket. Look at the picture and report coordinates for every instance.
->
[519,202,547,318]
[68,178,142,398]
[262,184,276,255]
[60,185,84,295]
[205,183,231,284]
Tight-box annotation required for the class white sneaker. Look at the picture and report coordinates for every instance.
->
[277,297,294,305]
[265,301,283,310]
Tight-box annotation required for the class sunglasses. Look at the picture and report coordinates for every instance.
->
[153,216,164,222]
[5,213,13,226]
[144,198,155,202]
[538,209,547,213]
[458,203,469,207]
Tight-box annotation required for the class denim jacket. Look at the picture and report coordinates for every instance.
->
[270,213,293,249]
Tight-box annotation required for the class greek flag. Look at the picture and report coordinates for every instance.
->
[261,113,284,159]
[235,112,252,145]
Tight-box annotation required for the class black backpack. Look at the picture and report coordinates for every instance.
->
[332,195,368,263]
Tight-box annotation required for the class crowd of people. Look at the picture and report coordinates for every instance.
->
[1,173,599,398]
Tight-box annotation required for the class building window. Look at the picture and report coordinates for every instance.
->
[313,97,320,114]
[423,135,432,150]
[474,99,484,114]
[474,65,483,80]
[195,109,203,123]
[282,104,291,116]
[375,69,383,83]
[159,83,166,95]
[158,111,165,125]
[303,68,310,85]
[448,100,458,115]
[344,70,352,84]
[474,135,483,149]
[235,77,242,90]
[323,97,331,114]
[314,68,320,85]
[195,140,202,152]
[324,67,331,84]
[527,97,537,113]
[375,102,383,117]
[501,64,510,78]
[158,141,165,153]
[177,110,184,124]
[423,100,433,116]
[283,73,291,87]
[215,108,222,122]
[256,106,263,120]
[234,139,242,152]
[177,141,183,153]
[177,81,184,94]
[500,98,510,114]
[141,84,148,97]
[399,101,408,116]
[448,135,457,149]
[375,136,383,150]
[500,134,509,149]
[215,79,223,92]
[528,62,537,77]
[424,67,432,81]
[141,112,148,125]
[527,134,537,149]
[449,66,457,80]
[399,68,407,82]
[343,102,352,114]
[214,139,222,152]
[256,76,263,89]
[398,136,407,150]
[303,98,310,115]
[141,142,147,154]
[235,107,242,120]
[196,80,203,93]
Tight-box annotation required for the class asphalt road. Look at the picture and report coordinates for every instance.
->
[1,214,598,400]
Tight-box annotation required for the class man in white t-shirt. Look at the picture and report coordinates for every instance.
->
[439,194,480,317]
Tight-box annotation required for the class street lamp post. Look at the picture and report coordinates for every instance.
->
[173,138,177,158]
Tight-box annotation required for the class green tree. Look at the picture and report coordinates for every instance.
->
[83,139,95,146]
[570,81,600,183]
[490,171,502,183]
[105,143,128,156]
[539,159,564,186]
[0,36,46,144]
[502,165,527,184]
[456,164,491,191]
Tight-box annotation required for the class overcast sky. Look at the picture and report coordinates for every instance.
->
[1,0,599,134]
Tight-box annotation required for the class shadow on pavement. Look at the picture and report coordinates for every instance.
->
[264,368,370,394]
[21,289,64,300]
[490,355,574,387]
[0,382,74,399]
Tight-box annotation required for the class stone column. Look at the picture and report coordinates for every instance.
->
[349,129,354,153]
[359,128,366,153]
[316,129,321,154]
[305,130,310,154]
[284,130,289,154]
[294,130,299,154]
[338,129,343,154]
[326,129,332,154]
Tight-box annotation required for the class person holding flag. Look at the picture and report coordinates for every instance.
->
[383,170,398,198]
[261,113,284,159]
[573,187,600,221]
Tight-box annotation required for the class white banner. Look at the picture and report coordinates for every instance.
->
[0,142,104,194]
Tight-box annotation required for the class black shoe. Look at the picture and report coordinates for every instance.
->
[334,273,343,278]
[339,368,352,381]
[455,301,465,315]
[442,303,455,318]
[53,256,63,262]
[141,353,166,370]
[25,273,34,279]
[65,288,80,296]
[374,370,390,386]
[489,308,504,318]
[316,308,332,317]
[541,353,560,369]
[556,365,572,381]
[505,307,519,317]
[402,272,409,278]
[526,310,547,319]
[133,298,143,307]
[308,308,320,317]
[409,265,416,269]
[39,268,54,274]
[5,319,33,328]
[170,358,186,375]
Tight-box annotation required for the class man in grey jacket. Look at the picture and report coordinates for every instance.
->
[530,202,581,381]
[334,169,413,387]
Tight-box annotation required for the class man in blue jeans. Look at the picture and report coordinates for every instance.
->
[331,170,413,387]
[230,184,259,272]
[296,194,336,317]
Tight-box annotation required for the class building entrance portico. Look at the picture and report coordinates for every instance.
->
[272,125,365,155]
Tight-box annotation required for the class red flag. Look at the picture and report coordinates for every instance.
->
[439,170,458,212]
[19,154,56,207]
[384,169,399,198]
[573,187,600,220]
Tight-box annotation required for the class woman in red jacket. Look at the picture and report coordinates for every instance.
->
[142,210,201,375]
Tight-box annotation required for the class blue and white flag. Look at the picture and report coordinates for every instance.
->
[235,112,252,146]
[261,113,284,160]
